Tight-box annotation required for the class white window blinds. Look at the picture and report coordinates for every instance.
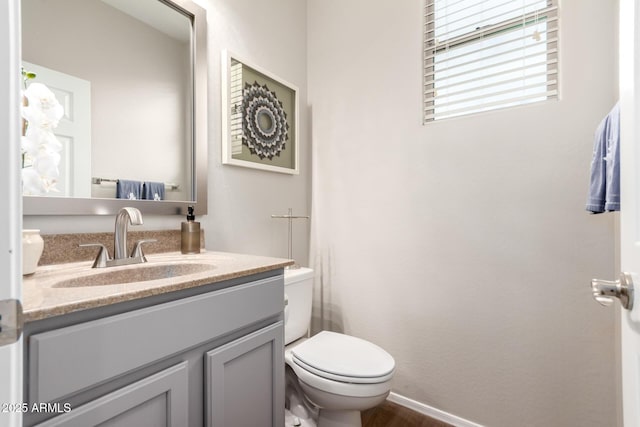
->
[424,0,558,122]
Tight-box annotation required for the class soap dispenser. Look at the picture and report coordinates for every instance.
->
[181,206,200,254]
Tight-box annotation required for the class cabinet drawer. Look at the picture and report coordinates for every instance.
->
[29,275,283,403]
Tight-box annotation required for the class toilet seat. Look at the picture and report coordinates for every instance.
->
[289,331,395,387]
[290,358,393,399]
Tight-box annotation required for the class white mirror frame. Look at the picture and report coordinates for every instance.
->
[22,0,208,216]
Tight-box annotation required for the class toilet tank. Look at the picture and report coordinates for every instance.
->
[284,267,314,345]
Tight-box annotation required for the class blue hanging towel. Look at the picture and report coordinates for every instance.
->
[116,179,143,200]
[586,102,620,213]
[143,181,165,201]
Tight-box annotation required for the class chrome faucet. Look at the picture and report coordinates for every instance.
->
[80,207,156,268]
[114,207,143,260]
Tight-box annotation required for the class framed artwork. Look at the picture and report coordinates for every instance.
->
[221,50,299,174]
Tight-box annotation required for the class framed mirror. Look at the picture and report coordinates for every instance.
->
[21,0,207,215]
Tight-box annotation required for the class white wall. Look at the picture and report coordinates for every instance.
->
[193,0,310,261]
[20,0,619,424]
[307,0,618,426]
[24,0,311,266]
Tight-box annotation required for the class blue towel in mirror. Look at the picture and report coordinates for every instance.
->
[116,179,143,200]
[143,181,165,201]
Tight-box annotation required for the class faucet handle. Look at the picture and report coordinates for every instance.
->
[130,239,157,261]
[79,243,111,268]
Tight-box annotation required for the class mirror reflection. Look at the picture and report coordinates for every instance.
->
[21,0,193,202]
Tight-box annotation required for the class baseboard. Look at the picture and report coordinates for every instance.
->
[387,392,484,427]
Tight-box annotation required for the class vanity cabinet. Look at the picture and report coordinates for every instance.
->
[23,272,285,427]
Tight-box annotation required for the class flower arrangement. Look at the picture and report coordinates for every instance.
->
[20,69,64,195]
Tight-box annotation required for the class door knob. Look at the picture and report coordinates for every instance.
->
[591,272,634,310]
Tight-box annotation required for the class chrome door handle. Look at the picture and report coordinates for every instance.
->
[591,272,634,310]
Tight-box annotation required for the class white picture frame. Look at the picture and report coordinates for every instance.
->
[221,50,299,174]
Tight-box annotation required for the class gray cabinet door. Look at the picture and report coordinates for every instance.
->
[205,321,284,427]
[35,362,188,427]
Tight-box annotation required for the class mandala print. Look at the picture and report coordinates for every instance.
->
[241,81,289,159]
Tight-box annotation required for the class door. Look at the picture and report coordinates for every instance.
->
[21,61,91,198]
[619,0,640,424]
[0,1,24,427]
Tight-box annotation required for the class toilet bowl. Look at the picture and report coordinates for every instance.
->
[284,268,395,427]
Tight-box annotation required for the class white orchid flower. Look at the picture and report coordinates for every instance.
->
[21,168,44,195]
[22,82,63,129]
[33,149,61,180]
[21,135,38,158]
[24,126,63,153]
[20,80,65,195]
[21,149,61,195]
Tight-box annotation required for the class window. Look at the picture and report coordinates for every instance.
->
[423,0,558,122]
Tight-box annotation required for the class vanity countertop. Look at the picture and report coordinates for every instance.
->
[22,251,293,322]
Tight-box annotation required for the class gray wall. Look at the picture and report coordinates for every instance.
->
[307,0,619,426]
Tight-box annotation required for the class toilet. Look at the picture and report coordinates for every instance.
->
[284,267,395,427]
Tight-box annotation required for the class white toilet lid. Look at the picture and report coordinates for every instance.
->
[291,331,395,383]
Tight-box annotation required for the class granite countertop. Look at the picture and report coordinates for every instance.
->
[23,251,293,322]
